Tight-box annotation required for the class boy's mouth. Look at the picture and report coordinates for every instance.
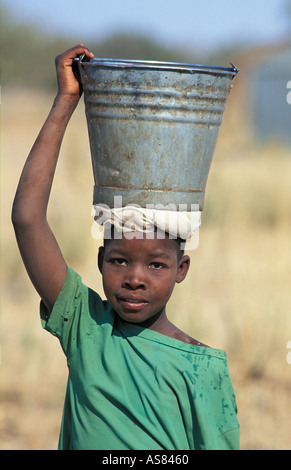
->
[118,296,148,311]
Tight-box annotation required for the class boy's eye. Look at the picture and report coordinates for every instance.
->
[112,258,127,266]
[150,262,165,270]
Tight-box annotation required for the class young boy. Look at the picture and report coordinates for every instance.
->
[12,45,240,450]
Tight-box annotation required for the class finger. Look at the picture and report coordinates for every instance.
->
[70,44,94,59]
[56,45,94,66]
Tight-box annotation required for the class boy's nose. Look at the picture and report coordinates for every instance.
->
[122,266,146,290]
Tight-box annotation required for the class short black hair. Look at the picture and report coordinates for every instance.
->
[172,236,185,260]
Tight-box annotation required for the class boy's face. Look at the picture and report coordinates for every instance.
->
[98,233,190,331]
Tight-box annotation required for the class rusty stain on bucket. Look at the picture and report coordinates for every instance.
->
[77,58,238,210]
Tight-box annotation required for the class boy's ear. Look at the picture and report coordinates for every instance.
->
[97,246,104,274]
[176,255,190,284]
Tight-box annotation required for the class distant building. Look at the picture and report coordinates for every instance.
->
[249,44,291,146]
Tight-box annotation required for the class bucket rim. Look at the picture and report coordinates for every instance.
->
[78,57,239,76]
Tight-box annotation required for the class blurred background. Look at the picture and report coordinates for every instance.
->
[1,0,291,450]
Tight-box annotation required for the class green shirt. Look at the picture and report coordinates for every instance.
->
[40,267,239,450]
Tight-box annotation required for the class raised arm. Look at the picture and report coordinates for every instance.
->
[12,44,94,312]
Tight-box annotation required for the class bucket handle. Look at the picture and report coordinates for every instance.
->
[73,53,86,64]
[229,62,239,73]
[74,54,239,77]
[72,54,87,89]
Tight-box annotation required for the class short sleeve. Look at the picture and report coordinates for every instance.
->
[40,267,113,362]
[210,426,240,450]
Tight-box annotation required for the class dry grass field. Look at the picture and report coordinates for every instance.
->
[1,85,291,450]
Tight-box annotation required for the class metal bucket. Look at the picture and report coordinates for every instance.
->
[77,57,238,210]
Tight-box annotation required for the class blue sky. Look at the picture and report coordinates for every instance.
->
[2,0,290,52]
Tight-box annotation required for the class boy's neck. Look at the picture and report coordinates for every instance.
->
[127,311,208,347]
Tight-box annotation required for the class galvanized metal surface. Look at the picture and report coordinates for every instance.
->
[78,58,238,210]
